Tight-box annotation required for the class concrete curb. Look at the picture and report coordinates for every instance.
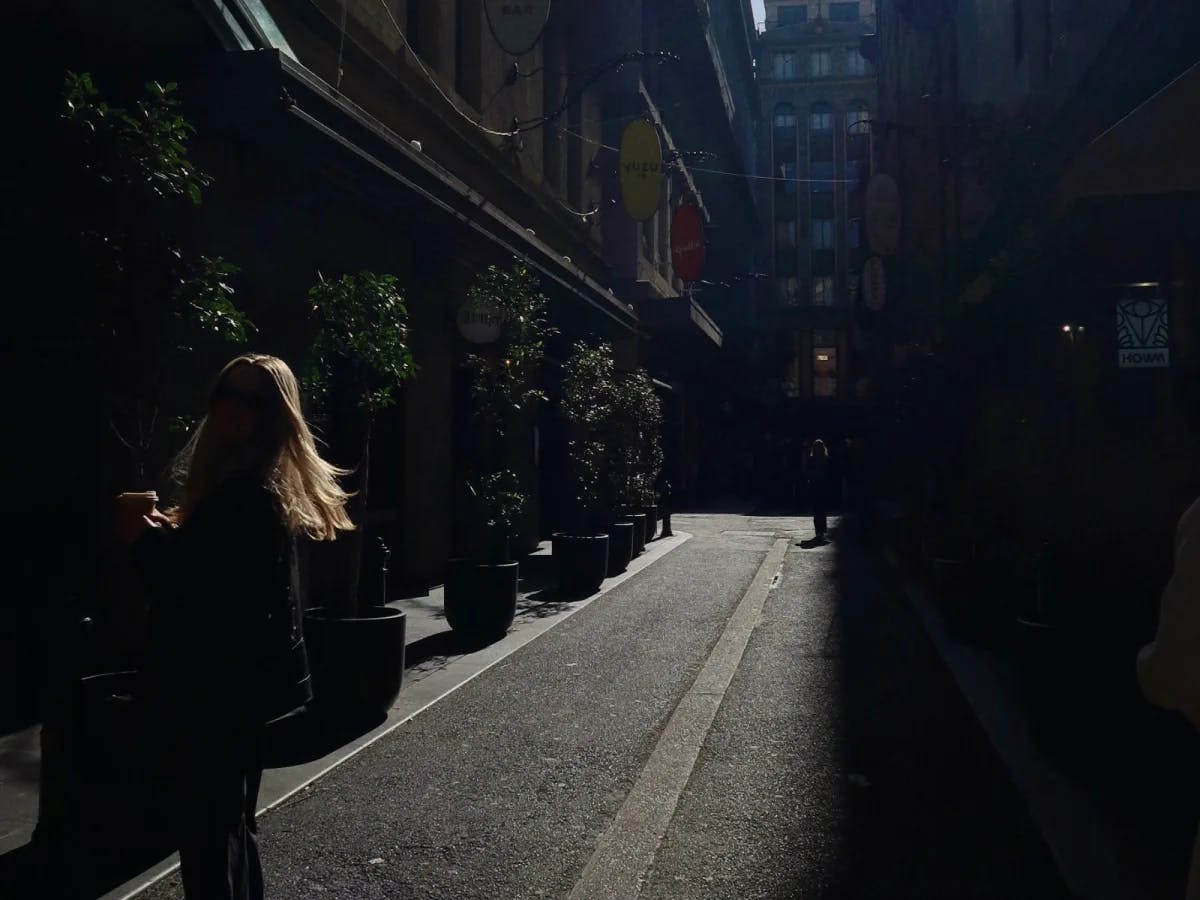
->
[881,547,1124,900]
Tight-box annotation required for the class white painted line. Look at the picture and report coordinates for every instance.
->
[568,538,789,900]
[106,532,694,900]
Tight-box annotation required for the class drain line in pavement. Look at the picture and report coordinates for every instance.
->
[567,538,789,900]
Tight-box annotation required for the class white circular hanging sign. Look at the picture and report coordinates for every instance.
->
[456,297,503,344]
[484,0,552,56]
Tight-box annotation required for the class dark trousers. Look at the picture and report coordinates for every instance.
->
[177,748,264,900]
[810,480,829,536]
[154,708,266,900]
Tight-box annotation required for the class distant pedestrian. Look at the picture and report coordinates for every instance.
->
[806,439,832,541]
[116,354,353,900]
[1136,494,1200,899]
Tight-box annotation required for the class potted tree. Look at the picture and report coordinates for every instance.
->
[301,271,417,722]
[552,341,615,596]
[445,262,554,641]
[609,375,647,557]
[633,371,665,543]
[610,369,662,551]
[36,72,255,880]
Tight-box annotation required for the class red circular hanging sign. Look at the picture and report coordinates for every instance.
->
[670,203,705,283]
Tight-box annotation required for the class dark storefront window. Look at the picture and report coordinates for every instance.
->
[813,329,838,398]
[812,218,834,248]
[812,276,835,306]
[828,2,860,22]
[812,161,836,192]
[778,4,808,25]
[810,49,832,77]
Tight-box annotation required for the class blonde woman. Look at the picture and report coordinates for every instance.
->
[116,354,352,900]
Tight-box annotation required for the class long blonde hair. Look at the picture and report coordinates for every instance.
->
[172,354,354,540]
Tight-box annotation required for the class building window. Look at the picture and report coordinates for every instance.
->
[772,103,792,199]
[810,106,832,133]
[845,159,862,186]
[777,161,798,194]
[810,49,832,77]
[778,276,802,306]
[813,340,838,398]
[844,47,870,76]
[776,220,797,251]
[772,52,798,79]
[1014,0,1025,61]
[778,4,808,25]
[774,106,797,136]
[811,161,835,193]
[828,2,860,22]
[812,275,835,306]
[846,103,870,134]
[812,218,834,248]
[848,217,862,249]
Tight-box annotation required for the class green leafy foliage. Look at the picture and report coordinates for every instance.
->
[174,256,254,345]
[306,272,418,415]
[59,72,250,480]
[464,263,557,436]
[561,341,617,524]
[476,470,526,531]
[462,262,556,542]
[610,369,664,508]
[64,72,211,205]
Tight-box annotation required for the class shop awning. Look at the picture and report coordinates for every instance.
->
[634,296,724,350]
[1056,61,1200,208]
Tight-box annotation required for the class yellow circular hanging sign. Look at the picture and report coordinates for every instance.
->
[619,119,663,222]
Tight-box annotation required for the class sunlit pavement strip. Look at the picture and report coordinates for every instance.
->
[567,537,789,900]
[105,531,693,900]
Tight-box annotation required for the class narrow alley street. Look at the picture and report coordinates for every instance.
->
[133,513,1068,900]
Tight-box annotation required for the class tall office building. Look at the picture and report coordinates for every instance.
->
[757,0,877,416]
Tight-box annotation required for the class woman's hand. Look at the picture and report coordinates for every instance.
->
[115,505,175,545]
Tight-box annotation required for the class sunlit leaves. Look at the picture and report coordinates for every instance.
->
[562,341,617,519]
[306,271,418,415]
[464,261,556,531]
[175,256,254,344]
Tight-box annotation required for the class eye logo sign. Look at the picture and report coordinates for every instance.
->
[1116,297,1170,368]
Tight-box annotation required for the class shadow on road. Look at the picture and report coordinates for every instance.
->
[788,516,1075,898]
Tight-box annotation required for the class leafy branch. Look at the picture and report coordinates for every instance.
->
[306,271,418,416]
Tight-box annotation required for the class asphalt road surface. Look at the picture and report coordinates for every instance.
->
[138,513,1070,899]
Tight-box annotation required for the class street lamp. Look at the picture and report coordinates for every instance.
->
[1061,323,1085,345]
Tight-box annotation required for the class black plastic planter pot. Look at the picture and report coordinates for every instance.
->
[303,606,407,722]
[628,513,647,556]
[552,533,609,597]
[606,521,635,575]
[641,505,658,542]
[444,558,519,642]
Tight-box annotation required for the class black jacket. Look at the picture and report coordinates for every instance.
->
[133,474,312,725]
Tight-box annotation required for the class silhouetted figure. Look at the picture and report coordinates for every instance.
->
[1136,494,1199,898]
[806,439,832,541]
[659,479,673,537]
[116,354,353,900]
